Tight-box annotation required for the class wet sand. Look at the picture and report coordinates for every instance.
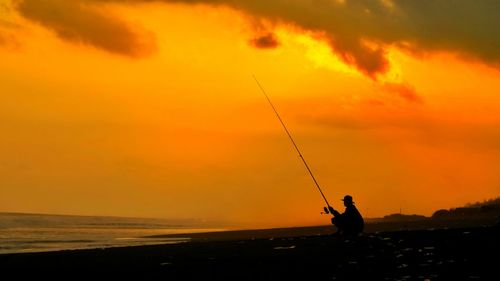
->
[0,224,498,280]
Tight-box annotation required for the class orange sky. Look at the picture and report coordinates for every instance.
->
[1,0,500,228]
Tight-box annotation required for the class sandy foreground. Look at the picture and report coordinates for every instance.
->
[0,224,498,280]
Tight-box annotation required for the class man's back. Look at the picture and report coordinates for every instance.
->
[342,205,364,235]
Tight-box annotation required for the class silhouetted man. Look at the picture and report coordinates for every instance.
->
[330,195,364,236]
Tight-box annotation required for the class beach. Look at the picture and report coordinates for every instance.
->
[1,223,498,280]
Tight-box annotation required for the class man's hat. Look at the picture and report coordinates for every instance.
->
[342,195,353,203]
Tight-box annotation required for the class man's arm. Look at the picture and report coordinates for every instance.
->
[328,206,341,217]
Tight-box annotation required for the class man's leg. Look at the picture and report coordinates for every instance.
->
[331,216,343,234]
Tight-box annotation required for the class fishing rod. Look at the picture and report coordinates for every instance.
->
[253,75,334,214]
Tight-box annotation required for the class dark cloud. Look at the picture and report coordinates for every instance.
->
[249,32,279,49]
[15,0,156,57]
[155,0,500,76]
[13,0,500,75]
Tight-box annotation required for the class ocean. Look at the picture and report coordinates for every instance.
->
[0,213,223,254]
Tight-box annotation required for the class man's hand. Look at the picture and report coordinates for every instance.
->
[328,206,341,216]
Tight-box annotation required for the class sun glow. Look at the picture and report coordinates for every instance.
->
[1,0,499,227]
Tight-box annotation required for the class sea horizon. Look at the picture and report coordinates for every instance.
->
[0,212,225,254]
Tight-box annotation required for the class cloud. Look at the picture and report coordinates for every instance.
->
[125,0,499,77]
[13,0,500,75]
[159,0,500,76]
[0,32,6,46]
[15,0,156,57]
[0,31,18,49]
[382,82,423,104]
[0,18,21,50]
[249,32,279,49]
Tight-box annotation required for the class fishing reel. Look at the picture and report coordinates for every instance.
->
[321,206,335,215]
[321,206,336,215]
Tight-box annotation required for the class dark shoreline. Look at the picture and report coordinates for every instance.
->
[1,223,498,280]
[144,217,499,242]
